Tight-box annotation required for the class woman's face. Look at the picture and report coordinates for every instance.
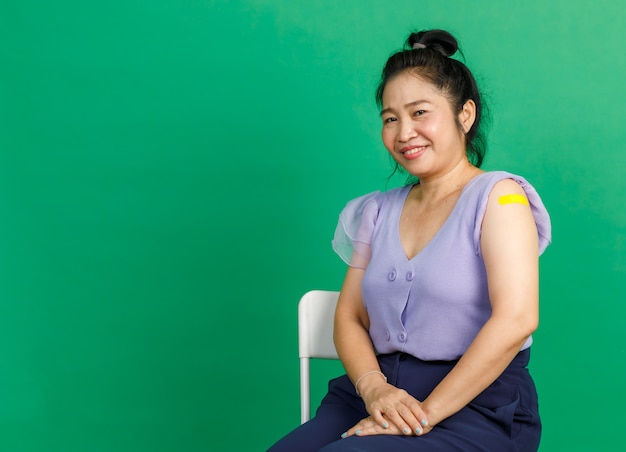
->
[380,70,475,180]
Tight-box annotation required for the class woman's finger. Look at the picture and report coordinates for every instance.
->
[382,401,429,436]
[398,403,425,435]
[402,398,430,435]
[371,406,390,429]
[363,387,432,436]
[342,416,401,438]
[379,405,414,435]
[341,417,375,438]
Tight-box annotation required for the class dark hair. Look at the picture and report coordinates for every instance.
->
[376,29,488,168]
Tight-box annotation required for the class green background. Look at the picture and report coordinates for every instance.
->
[1,0,624,450]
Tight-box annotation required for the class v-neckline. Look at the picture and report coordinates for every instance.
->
[396,173,485,261]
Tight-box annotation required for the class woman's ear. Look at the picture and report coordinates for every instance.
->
[459,99,476,133]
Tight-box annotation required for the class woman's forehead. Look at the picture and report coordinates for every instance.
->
[382,71,446,105]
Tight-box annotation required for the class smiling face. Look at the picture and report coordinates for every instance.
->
[380,69,476,180]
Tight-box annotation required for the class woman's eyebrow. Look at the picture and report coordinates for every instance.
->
[380,100,431,116]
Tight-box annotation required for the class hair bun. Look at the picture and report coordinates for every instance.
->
[407,29,459,57]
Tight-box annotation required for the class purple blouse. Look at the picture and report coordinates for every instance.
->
[332,171,551,360]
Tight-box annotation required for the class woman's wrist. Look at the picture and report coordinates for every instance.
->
[354,370,387,396]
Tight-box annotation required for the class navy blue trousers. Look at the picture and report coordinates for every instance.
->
[268,349,540,451]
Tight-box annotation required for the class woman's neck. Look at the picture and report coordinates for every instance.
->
[413,159,482,204]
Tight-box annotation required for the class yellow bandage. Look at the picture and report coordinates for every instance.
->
[498,194,529,206]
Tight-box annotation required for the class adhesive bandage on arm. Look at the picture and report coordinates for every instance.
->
[498,194,529,206]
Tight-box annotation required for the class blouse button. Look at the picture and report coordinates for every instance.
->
[406,271,414,281]
[388,270,397,281]
[398,332,407,342]
[385,330,391,341]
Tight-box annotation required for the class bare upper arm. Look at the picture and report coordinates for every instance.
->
[334,266,370,330]
[480,179,539,322]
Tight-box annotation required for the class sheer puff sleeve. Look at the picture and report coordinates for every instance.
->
[332,191,381,269]
[473,172,552,256]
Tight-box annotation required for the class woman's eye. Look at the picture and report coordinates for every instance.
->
[414,110,426,116]
[383,117,397,124]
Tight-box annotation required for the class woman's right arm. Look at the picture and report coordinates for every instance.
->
[333,266,381,392]
[334,266,429,437]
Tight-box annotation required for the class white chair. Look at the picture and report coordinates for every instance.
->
[298,290,341,424]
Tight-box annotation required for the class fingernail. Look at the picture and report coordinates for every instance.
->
[355,429,362,435]
[415,427,423,435]
[341,432,347,438]
[382,422,389,428]
[403,427,410,434]
[421,419,428,427]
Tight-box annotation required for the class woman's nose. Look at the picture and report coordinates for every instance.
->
[398,121,418,142]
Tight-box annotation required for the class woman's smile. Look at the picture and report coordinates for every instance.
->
[401,145,429,159]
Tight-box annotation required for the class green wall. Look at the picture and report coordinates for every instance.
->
[1,1,624,450]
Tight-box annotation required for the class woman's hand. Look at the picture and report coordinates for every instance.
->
[342,383,432,438]
[342,415,403,438]
[334,268,432,438]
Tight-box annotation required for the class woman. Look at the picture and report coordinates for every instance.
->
[269,29,551,451]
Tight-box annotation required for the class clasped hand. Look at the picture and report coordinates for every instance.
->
[342,383,431,438]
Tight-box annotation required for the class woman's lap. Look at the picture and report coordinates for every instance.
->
[268,350,541,452]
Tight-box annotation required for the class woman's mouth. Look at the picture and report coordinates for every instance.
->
[402,146,428,160]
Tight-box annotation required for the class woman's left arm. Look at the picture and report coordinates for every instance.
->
[421,178,540,430]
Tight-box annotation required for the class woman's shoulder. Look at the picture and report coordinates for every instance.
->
[467,171,552,254]
[467,171,549,211]
[466,170,538,192]
[333,185,411,268]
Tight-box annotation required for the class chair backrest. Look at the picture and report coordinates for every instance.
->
[298,290,340,423]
